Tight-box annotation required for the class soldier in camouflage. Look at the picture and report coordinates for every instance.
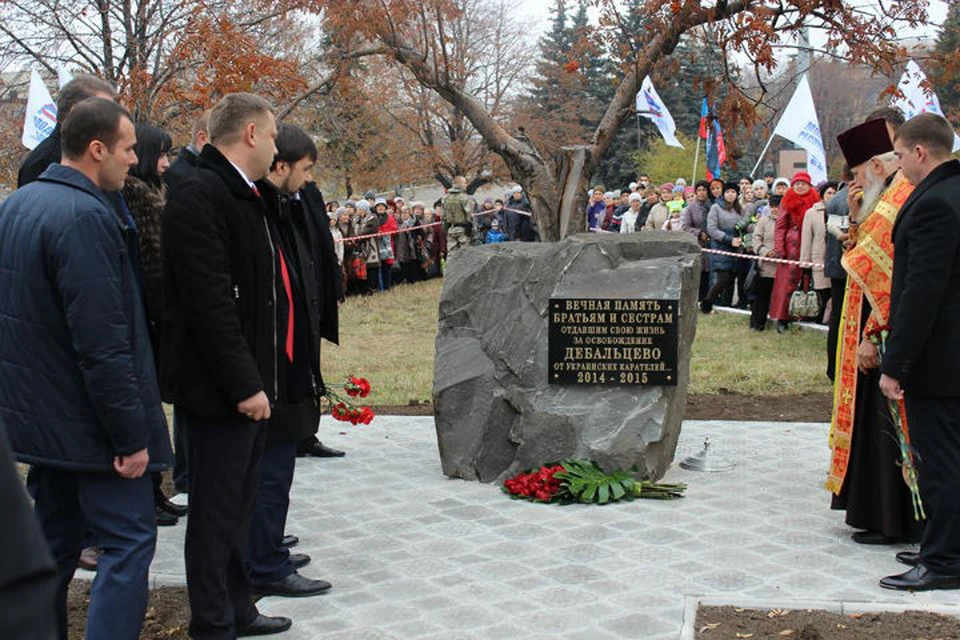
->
[443,176,473,254]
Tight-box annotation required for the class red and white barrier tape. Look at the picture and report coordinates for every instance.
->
[589,226,822,268]
[335,221,442,244]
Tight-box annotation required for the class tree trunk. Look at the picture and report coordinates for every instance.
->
[556,146,592,239]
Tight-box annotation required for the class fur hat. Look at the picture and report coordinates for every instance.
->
[723,181,740,195]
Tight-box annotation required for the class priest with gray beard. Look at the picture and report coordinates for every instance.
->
[826,117,922,549]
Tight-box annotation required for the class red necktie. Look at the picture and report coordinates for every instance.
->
[252,185,261,198]
[277,247,294,362]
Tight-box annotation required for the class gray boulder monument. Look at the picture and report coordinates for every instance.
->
[433,231,701,483]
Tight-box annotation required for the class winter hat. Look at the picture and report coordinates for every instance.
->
[675,178,687,187]
[683,186,695,195]
[511,185,523,194]
[672,185,684,194]
[628,192,643,202]
[836,118,894,168]
[723,181,740,195]
[344,199,357,208]
[752,179,767,191]
[334,206,348,218]
[629,182,638,190]
[483,197,493,205]
[394,196,405,204]
[491,218,501,228]
[364,191,376,199]
[411,201,425,210]
[790,171,813,187]
[659,182,675,192]
[374,197,387,206]
[772,177,790,191]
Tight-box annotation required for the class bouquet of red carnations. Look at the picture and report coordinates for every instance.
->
[326,376,375,425]
[503,459,685,505]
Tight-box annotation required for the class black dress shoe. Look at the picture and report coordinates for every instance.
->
[880,565,960,591]
[297,441,345,458]
[852,530,902,545]
[237,614,293,637]
[157,495,188,518]
[156,505,179,527]
[289,553,310,569]
[280,534,299,548]
[897,551,920,567]
[253,572,332,598]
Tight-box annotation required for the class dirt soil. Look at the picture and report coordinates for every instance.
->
[375,392,834,423]
[68,580,190,640]
[697,605,960,639]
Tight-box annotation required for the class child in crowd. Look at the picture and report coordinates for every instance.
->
[485,218,507,244]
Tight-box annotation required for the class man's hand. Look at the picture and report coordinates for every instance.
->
[880,374,904,400]
[731,237,743,248]
[847,180,863,221]
[857,338,879,373]
[238,390,271,421]
[114,448,149,478]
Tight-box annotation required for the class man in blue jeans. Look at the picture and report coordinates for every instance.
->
[0,97,173,639]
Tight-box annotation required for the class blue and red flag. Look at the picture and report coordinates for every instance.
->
[704,102,726,181]
[698,97,709,139]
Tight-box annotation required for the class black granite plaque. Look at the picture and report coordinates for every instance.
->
[548,298,679,386]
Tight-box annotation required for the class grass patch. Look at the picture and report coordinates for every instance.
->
[325,279,830,404]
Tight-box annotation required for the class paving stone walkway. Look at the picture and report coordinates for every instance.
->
[149,417,960,639]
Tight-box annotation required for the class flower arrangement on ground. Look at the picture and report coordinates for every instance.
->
[325,376,375,425]
[503,459,686,504]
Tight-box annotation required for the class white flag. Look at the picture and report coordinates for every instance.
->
[21,69,58,150]
[891,60,960,152]
[636,76,684,149]
[771,75,827,185]
[57,66,73,89]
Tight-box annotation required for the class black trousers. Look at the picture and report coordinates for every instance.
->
[826,277,846,381]
[704,270,734,309]
[750,277,774,329]
[172,408,190,494]
[185,414,266,640]
[907,395,960,576]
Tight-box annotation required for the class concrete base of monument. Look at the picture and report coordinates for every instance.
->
[432,232,702,483]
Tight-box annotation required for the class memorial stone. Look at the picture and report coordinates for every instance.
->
[433,231,701,482]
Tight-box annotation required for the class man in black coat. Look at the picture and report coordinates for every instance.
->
[879,113,960,591]
[161,93,291,638]
[17,74,116,188]
[164,109,209,195]
[0,98,173,639]
[0,422,56,640]
[247,124,342,598]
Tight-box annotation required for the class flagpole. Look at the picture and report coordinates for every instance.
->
[691,137,701,184]
[750,132,777,179]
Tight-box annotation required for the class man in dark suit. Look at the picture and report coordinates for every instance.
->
[164,110,209,195]
[248,124,342,597]
[17,74,116,188]
[162,93,291,637]
[879,113,960,591]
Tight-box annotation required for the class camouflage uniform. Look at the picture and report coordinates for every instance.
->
[442,187,473,254]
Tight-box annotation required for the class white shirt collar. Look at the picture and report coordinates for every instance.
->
[227,160,255,189]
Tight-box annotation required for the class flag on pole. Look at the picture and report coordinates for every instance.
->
[705,115,725,181]
[57,66,73,89]
[891,60,960,152]
[636,76,684,149]
[770,75,827,185]
[21,69,58,150]
[698,97,709,139]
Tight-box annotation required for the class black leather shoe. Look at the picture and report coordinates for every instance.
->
[157,495,188,518]
[253,572,332,598]
[280,534,299,548]
[156,505,179,527]
[297,441,345,458]
[896,551,921,566]
[880,565,960,591]
[237,614,293,636]
[289,553,310,570]
[852,530,902,545]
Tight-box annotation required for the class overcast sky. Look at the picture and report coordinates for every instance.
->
[513,0,950,55]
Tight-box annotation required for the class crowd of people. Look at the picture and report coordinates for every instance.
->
[585,168,844,334]
[0,70,959,640]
